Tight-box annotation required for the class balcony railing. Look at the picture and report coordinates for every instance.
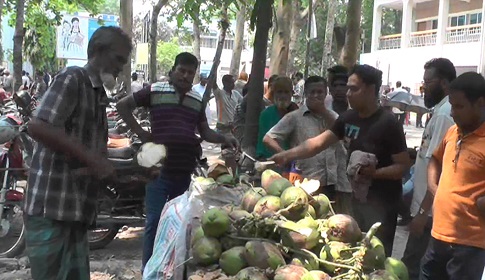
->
[446,24,481,43]
[378,24,481,50]
[379,34,401,49]
[410,30,437,47]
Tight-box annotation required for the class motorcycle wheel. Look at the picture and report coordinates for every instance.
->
[88,224,121,250]
[0,201,26,258]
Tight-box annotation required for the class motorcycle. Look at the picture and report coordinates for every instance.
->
[0,114,33,257]
[88,134,209,250]
[88,141,153,249]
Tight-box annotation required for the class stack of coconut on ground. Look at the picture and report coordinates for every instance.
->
[189,169,409,280]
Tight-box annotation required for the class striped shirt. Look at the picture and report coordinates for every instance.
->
[25,65,108,223]
[133,82,206,174]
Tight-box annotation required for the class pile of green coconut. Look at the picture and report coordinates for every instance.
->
[189,169,409,280]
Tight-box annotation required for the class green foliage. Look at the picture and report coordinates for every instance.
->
[98,0,120,15]
[171,0,246,32]
[3,0,109,71]
[156,38,181,76]
[23,3,57,71]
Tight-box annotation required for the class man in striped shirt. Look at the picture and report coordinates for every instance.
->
[116,52,238,269]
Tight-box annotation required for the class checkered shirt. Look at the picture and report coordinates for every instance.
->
[24,65,108,223]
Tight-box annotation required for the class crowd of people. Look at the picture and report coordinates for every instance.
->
[6,25,483,280]
[0,68,52,104]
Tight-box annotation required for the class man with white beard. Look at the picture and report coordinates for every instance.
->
[24,26,132,280]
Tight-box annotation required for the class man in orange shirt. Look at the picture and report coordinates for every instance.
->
[420,72,485,280]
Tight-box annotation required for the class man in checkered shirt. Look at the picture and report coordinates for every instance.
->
[24,26,132,280]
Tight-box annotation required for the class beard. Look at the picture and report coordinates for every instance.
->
[100,71,116,90]
[424,87,445,108]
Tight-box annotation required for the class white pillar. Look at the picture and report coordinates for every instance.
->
[401,0,414,48]
[478,0,485,75]
[436,0,450,46]
[371,4,383,52]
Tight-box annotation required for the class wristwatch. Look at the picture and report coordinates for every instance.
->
[419,208,426,215]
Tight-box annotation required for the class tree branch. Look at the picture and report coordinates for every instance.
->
[300,0,318,19]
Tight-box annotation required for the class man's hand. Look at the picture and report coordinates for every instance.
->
[223,135,239,150]
[91,157,117,181]
[409,213,428,236]
[359,164,377,178]
[269,151,290,166]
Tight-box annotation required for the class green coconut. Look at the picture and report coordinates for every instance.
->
[219,246,248,276]
[363,236,386,270]
[253,196,281,217]
[326,214,362,244]
[385,257,409,280]
[192,236,222,266]
[279,224,320,250]
[235,267,269,280]
[261,169,282,190]
[244,241,286,270]
[297,216,319,230]
[311,194,331,218]
[273,265,309,280]
[290,255,319,271]
[307,205,317,219]
[266,177,293,196]
[301,270,332,280]
[319,241,353,273]
[280,187,309,221]
[241,188,267,212]
[190,226,205,247]
[216,173,235,185]
[201,208,231,238]
[229,210,253,221]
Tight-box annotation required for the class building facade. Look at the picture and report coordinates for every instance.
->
[360,0,485,91]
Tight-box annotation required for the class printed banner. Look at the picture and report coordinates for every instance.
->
[57,14,119,60]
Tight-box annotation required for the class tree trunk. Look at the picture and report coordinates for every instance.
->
[149,0,168,83]
[287,0,302,76]
[0,0,4,63]
[339,0,362,69]
[321,0,338,76]
[192,8,202,84]
[13,0,25,91]
[242,0,274,155]
[203,6,230,104]
[120,0,133,94]
[269,0,292,76]
[229,4,246,77]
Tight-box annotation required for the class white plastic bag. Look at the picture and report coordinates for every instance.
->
[143,192,191,280]
[143,179,249,280]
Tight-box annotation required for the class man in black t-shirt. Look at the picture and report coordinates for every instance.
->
[270,64,410,256]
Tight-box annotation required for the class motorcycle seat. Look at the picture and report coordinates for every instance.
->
[108,147,135,159]
[109,157,135,169]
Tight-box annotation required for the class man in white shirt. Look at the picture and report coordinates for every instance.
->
[391,81,407,125]
[401,58,456,280]
[192,73,216,125]
[192,73,208,97]
[131,72,143,94]
[22,70,31,89]
[212,74,243,134]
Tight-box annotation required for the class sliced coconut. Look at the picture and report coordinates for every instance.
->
[136,142,166,168]
[295,178,320,195]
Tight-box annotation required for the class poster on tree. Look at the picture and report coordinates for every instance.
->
[56,13,119,60]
